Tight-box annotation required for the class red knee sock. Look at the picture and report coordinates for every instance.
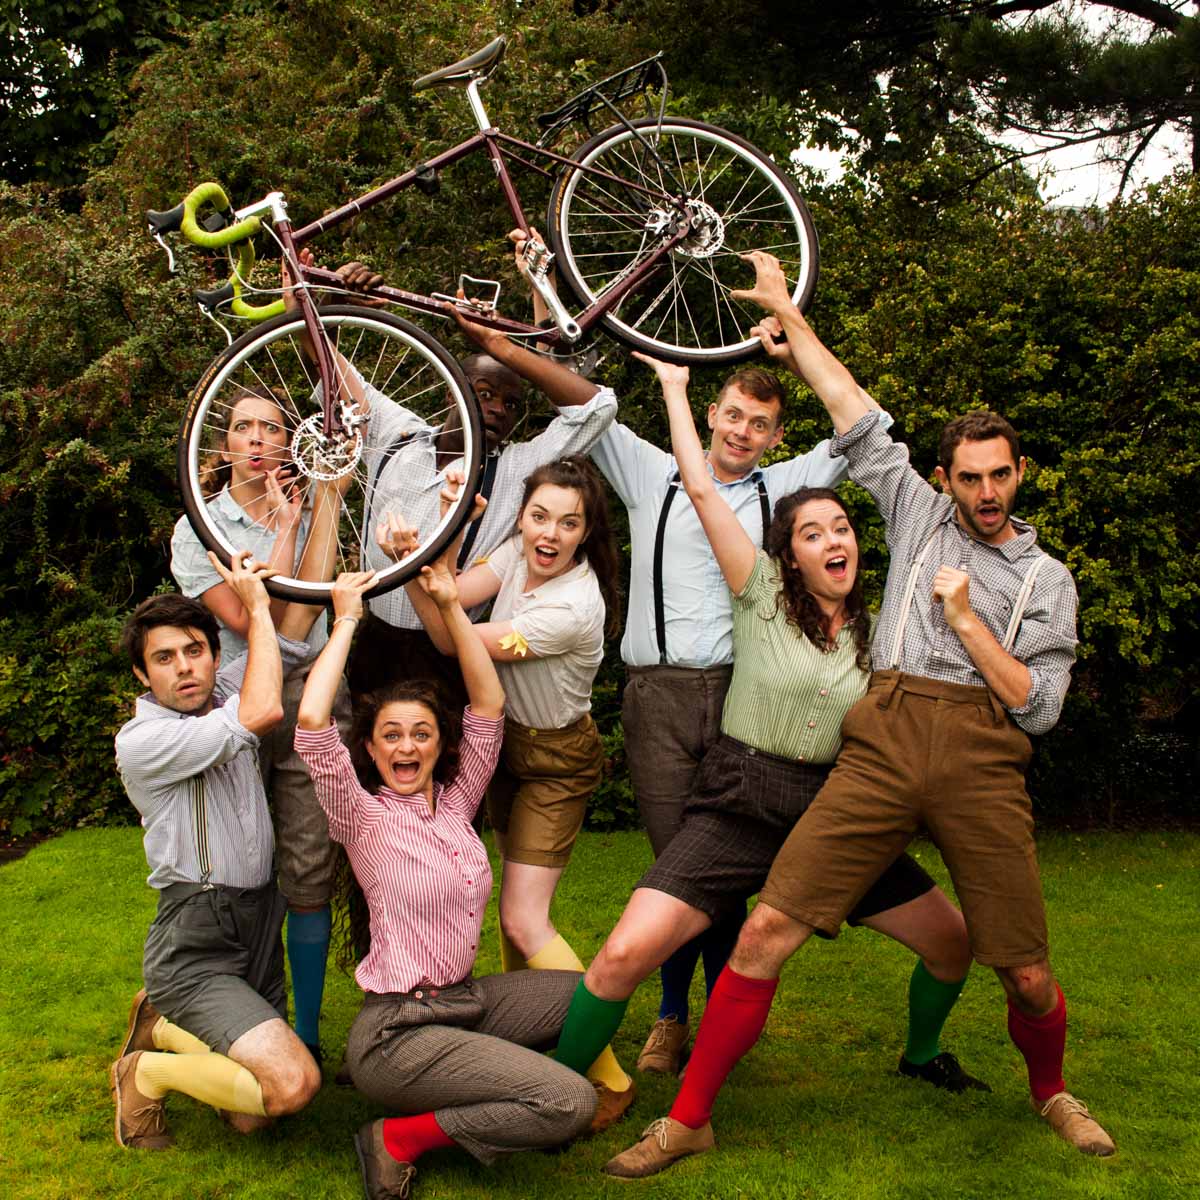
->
[1007,983,1067,1103]
[382,1111,455,1164]
[669,965,779,1130]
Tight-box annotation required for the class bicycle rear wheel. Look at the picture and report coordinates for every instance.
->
[548,117,818,365]
[179,306,482,603]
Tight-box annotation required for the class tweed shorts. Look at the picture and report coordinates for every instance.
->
[639,734,934,925]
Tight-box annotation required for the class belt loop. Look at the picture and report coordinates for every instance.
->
[987,689,1007,726]
[876,672,902,710]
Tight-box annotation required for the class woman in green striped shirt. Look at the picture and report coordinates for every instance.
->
[552,354,986,1100]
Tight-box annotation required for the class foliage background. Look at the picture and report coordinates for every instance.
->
[1,0,1197,837]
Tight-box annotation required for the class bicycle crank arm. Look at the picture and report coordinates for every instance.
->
[529,272,582,343]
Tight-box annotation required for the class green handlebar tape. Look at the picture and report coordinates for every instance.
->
[180,182,262,248]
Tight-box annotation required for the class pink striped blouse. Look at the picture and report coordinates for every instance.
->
[294,710,503,993]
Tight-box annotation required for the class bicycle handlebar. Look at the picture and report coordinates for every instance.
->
[147,182,284,321]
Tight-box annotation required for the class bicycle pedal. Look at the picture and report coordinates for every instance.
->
[414,164,440,196]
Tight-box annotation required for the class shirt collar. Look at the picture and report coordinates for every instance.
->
[213,487,255,525]
[939,506,1040,559]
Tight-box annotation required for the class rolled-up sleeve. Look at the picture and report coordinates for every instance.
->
[505,386,618,476]
[294,722,366,843]
[1005,566,1079,736]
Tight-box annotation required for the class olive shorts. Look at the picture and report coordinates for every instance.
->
[487,713,603,868]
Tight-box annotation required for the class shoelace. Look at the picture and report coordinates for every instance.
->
[1041,1092,1091,1120]
[382,1163,417,1200]
[130,1099,168,1136]
[642,1116,673,1149]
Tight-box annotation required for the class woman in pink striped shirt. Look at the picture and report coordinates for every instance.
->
[294,546,595,1200]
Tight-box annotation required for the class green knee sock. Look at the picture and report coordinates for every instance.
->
[555,978,629,1077]
[903,960,967,1065]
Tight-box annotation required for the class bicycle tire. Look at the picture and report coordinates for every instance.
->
[179,306,483,603]
[547,117,818,365]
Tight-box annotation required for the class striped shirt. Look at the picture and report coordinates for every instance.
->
[831,412,1078,735]
[115,636,310,889]
[293,712,504,993]
[720,551,869,762]
[362,381,618,630]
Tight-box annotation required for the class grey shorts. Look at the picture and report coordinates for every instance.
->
[142,880,288,1055]
[639,734,935,927]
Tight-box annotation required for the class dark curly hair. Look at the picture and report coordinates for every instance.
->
[763,488,871,673]
[332,678,464,971]
[515,454,622,639]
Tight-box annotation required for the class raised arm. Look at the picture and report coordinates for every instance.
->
[296,570,377,730]
[452,301,598,410]
[207,551,285,735]
[634,352,758,596]
[732,251,871,435]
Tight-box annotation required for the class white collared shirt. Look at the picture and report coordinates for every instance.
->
[484,535,605,730]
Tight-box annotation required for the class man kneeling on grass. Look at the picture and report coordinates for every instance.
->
[110,547,335,1148]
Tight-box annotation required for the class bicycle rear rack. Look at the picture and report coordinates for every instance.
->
[535,53,668,149]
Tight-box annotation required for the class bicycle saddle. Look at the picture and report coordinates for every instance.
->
[412,36,507,92]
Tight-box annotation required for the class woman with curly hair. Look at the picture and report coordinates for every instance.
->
[550,356,984,1136]
[294,530,596,1199]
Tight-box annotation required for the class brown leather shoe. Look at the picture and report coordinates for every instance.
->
[119,989,161,1058]
[353,1119,418,1199]
[109,1052,174,1150]
[1033,1091,1116,1156]
[636,1016,690,1075]
[590,1078,637,1133]
[602,1115,714,1178]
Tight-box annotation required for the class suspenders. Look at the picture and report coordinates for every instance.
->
[887,529,1049,670]
[367,430,499,571]
[653,472,770,665]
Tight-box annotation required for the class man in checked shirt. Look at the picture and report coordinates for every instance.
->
[109,548,334,1149]
[604,252,1114,1179]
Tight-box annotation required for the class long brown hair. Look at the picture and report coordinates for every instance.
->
[516,455,622,639]
[764,488,871,672]
[200,386,296,497]
[332,679,464,971]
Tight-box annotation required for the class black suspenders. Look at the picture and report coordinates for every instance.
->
[367,430,499,572]
[652,472,770,665]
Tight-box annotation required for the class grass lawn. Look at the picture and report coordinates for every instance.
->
[0,827,1196,1199]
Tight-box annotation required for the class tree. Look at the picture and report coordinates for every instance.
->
[631,1,1198,194]
[0,0,271,191]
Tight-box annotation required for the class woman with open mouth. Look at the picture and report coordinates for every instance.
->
[547,355,983,1180]
[294,538,598,1200]
[381,456,636,1130]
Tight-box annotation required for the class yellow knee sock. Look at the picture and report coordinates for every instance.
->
[152,1017,210,1055]
[134,1050,267,1116]
[499,928,526,974]
[526,934,631,1092]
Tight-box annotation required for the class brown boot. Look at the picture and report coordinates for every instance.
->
[109,1052,174,1150]
[636,1016,690,1075]
[602,1115,714,1178]
[353,1119,418,1199]
[119,989,161,1058]
[1033,1091,1116,1156]
[590,1078,637,1133]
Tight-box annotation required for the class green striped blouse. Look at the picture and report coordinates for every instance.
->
[720,551,869,763]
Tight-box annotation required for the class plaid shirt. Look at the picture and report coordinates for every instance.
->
[831,413,1078,735]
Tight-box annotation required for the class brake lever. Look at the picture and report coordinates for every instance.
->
[152,232,177,274]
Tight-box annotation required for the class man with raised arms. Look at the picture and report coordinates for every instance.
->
[603,252,1113,1177]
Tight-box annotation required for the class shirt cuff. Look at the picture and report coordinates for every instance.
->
[462,708,505,737]
[830,410,885,458]
[278,633,313,665]
[554,385,617,422]
[294,720,341,751]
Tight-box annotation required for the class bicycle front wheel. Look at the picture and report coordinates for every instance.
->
[548,117,818,365]
[179,306,483,603]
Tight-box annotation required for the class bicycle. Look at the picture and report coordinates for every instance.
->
[149,35,819,601]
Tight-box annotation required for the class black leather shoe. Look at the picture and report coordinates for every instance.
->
[898,1051,991,1093]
